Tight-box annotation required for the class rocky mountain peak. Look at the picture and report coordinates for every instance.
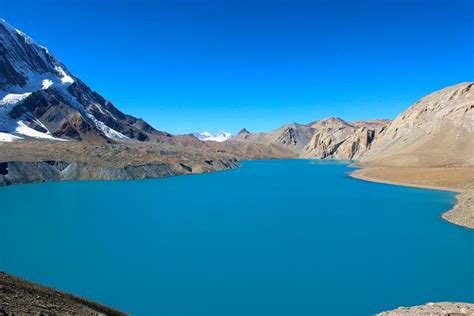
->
[237,128,250,135]
[0,19,170,143]
[0,19,73,95]
[302,116,389,160]
[309,117,350,129]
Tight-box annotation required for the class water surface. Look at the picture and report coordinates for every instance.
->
[0,160,472,315]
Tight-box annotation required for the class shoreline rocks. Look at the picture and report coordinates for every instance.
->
[0,272,125,315]
[442,181,474,229]
[0,159,239,187]
[377,302,474,315]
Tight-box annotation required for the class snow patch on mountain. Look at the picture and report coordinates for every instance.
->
[94,120,129,140]
[16,121,63,140]
[42,79,53,89]
[0,93,65,141]
[0,132,22,142]
[193,131,232,142]
[0,92,32,106]
[0,112,64,142]
[54,65,74,84]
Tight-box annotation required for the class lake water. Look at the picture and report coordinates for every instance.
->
[0,160,472,315]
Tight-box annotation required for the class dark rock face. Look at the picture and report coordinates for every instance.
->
[276,127,299,146]
[9,89,107,142]
[0,162,8,175]
[0,41,27,88]
[237,128,250,136]
[303,118,389,160]
[0,159,239,186]
[66,79,171,141]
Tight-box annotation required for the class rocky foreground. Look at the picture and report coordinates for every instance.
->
[0,272,125,315]
[378,302,474,315]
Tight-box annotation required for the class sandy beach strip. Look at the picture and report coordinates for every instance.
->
[349,166,474,229]
[349,166,474,192]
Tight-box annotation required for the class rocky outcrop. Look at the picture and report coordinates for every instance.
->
[361,82,474,167]
[274,124,314,152]
[0,158,239,187]
[302,117,388,159]
[237,128,250,137]
[234,118,390,158]
[377,302,474,315]
[0,272,126,315]
[235,83,473,165]
[442,181,474,229]
[234,123,314,154]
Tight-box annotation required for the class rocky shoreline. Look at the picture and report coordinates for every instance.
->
[377,302,474,315]
[0,159,239,187]
[442,182,474,229]
[0,140,246,187]
[0,272,125,315]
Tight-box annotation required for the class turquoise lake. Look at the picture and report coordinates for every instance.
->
[0,160,472,315]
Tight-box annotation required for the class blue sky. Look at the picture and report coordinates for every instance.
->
[1,0,473,134]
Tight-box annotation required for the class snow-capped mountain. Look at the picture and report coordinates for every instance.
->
[192,131,232,142]
[0,18,170,142]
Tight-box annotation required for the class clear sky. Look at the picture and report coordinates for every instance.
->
[1,0,473,134]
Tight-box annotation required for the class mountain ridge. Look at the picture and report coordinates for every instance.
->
[234,117,390,158]
[0,18,174,143]
[360,82,474,167]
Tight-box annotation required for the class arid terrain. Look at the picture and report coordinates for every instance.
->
[0,272,125,315]
[350,166,474,229]
[351,82,474,229]
[350,166,473,192]
[377,302,474,315]
[0,137,296,186]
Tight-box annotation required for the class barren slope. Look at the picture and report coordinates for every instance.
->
[361,82,473,167]
[0,272,125,315]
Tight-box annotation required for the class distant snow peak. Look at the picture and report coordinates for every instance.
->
[193,131,212,140]
[193,131,233,142]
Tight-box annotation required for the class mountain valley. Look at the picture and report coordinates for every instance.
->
[0,13,473,316]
